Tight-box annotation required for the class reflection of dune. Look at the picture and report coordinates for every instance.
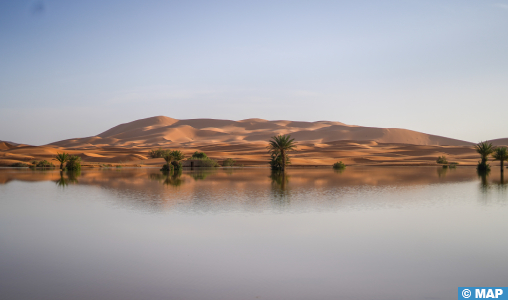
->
[0,167,491,212]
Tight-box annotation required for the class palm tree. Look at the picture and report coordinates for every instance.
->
[170,150,185,170]
[492,146,508,173]
[170,150,185,162]
[162,150,174,171]
[475,141,495,171]
[55,152,69,170]
[267,134,297,171]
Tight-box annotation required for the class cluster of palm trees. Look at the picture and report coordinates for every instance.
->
[267,134,297,171]
[160,150,185,172]
[475,141,508,172]
[55,152,81,171]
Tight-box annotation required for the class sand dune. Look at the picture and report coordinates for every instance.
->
[1,117,505,167]
[488,138,508,146]
[0,141,19,150]
[50,116,473,149]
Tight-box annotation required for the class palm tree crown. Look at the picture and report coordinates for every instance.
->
[267,134,297,171]
[492,146,508,172]
[162,151,174,164]
[475,141,494,164]
[170,150,185,162]
[55,152,69,170]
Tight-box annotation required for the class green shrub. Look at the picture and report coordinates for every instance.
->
[223,158,236,167]
[191,151,208,159]
[149,148,169,158]
[66,156,81,171]
[333,161,346,169]
[11,162,28,167]
[436,156,448,164]
[201,158,220,167]
[32,160,55,168]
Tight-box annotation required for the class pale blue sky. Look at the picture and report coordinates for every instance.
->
[1,0,507,145]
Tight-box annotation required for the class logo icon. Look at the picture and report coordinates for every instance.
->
[462,289,472,298]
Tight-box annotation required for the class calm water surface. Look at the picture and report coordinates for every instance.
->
[0,167,507,300]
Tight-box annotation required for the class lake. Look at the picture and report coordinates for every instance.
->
[0,167,507,300]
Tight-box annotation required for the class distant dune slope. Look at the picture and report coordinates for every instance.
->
[487,138,508,146]
[48,116,473,148]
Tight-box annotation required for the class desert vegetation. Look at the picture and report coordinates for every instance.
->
[170,150,185,170]
[55,152,70,170]
[267,134,296,171]
[148,148,167,158]
[187,151,220,167]
[191,151,208,159]
[333,161,346,170]
[475,141,495,171]
[11,162,29,167]
[66,156,81,171]
[223,158,236,167]
[161,151,174,172]
[160,149,186,172]
[30,160,55,168]
[436,156,448,164]
[492,146,508,173]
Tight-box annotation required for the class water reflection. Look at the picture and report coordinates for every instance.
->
[333,168,345,174]
[55,170,81,187]
[2,167,505,212]
[437,166,448,177]
[270,171,290,206]
[190,168,218,181]
[3,169,508,300]
[149,170,184,187]
[477,169,491,192]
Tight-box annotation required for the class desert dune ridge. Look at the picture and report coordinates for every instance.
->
[50,116,473,148]
[1,116,507,167]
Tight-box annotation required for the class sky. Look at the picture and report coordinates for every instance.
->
[1,0,508,145]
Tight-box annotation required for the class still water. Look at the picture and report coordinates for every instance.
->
[0,167,507,300]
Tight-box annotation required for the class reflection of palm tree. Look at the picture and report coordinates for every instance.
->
[55,171,68,187]
[437,166,448,178]
[191,169,217,181]
[270,171,290,207]
[67,170,80,183]
[55,170,80,187]
[492,146,508,173]
[270,171,289,190]
[148,173,165,182]
[149,170,185,187]
[164,169,183,187]
[477,168,491,191]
